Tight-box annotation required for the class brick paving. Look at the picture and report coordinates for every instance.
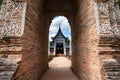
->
[41,57,79,80]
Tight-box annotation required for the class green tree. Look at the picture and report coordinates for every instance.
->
[0,0,3,6]
[65,37,70,45]
[118,0,120,8]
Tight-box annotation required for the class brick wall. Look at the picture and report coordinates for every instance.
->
[72,0,102,80]
[12,0,48,80]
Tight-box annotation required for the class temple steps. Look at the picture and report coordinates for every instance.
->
[107,76,120,80]
[0,75,12,80]
[102,59,120,80]
[104,66,120,72]
[0,37,22,80]
[0,58,20,80]
[106,72,120,76]
[99,36,120,80]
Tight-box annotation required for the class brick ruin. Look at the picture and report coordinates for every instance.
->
[0,0,120,80]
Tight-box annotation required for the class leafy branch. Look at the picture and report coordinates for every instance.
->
[0,0,3,6]
[118,0,120,8]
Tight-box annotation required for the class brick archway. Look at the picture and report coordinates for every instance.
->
[1,0,120,80]
[12,0,101,79]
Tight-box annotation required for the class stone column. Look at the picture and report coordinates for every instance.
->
[53,40,56,55]
[69,41,72,56]
[48,41,50,55]
[63,40,66,55]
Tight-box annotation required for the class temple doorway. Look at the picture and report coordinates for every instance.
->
[56,43,64,56]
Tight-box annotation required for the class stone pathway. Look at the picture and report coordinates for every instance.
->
[41,57,79,80]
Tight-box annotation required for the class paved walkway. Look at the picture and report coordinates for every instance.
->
[41,57,79,80]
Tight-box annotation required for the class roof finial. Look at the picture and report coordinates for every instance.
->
[58,23,61,31]
[59,23,61,28]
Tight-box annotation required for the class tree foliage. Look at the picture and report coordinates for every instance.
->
[118,0,120,8]
[0,0,3,6]
[65,37,70,45]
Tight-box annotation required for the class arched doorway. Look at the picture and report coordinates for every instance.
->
[48,16,71,56]
[0,0,104,80]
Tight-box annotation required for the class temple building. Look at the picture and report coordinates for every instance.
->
[49,26,71,56]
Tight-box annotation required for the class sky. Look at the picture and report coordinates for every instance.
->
[49,16,71,41]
